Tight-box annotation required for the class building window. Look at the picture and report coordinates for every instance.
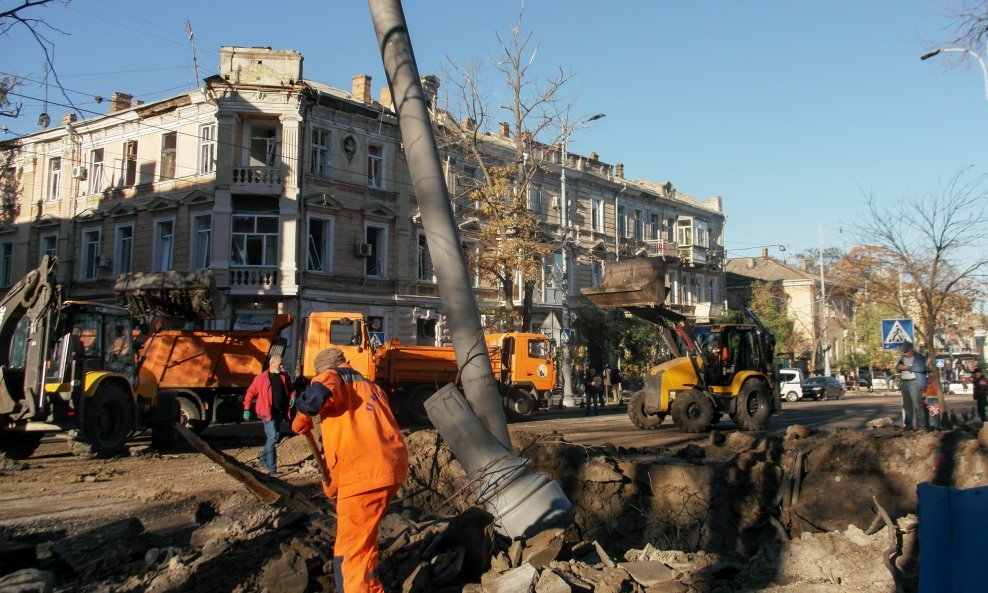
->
[709,278,717,304]
[249,123,278,167]
[191,214,212,270]
[160,132,177,181]
[88,149,104,195]
[364,223,387,278]
[80,228,101,281]
[367,143,383,188]
[307,215,333,273]
[591,198,604,233]
[310,128,332,177]
[634,209,645,241]
[152,218,174,272]
[232,213,279,267]
[677,218,693,246]
[665,217,676,243]
[0,242,12,287]
[39,232,58,262]
[417,230,434,282]
[123,140,138,187]
[199,124,216,174]
[650,213,660,241]
[696,220,710,248]
[47,157,61,201]
[114,224,133,276]
[617,205,627,238]
[591,260,603,286]
[528,187,542,215]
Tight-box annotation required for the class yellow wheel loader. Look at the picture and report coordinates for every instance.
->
[582,258,780,433]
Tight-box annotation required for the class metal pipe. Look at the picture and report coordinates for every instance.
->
[367,0,510,448]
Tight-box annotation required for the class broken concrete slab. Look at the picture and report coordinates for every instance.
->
[0,568,54,593]
[521,527,565,569]
[485,563,539,593]
[618,560,676,587]
[535,569,572,593]
[260,549,308,593]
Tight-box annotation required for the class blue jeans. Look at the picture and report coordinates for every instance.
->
[260,417,281,473]
[900,381,926,429]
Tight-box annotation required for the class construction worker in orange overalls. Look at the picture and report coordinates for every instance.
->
[292,347,408,593]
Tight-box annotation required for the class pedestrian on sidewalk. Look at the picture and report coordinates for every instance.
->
[585,367,601,416]
[896,342,929,429]
[292,347,408,593]
[972,368,987,422]
[243,354,295,474]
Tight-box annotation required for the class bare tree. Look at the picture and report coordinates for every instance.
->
[436,9,576,331]
[941,0,988,49]
[847,169,988,353]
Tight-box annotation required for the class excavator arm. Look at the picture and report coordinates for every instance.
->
[0,256,62,422]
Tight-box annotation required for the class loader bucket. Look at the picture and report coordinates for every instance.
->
[115,270,228,323]
[581,258,668,308]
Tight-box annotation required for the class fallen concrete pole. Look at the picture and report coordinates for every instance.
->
[367,0,572,538]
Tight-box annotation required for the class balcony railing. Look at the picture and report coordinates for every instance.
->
[231,166,284,192]
[230,267,279,288]
[638,239,678,258]
[677,245,708,266]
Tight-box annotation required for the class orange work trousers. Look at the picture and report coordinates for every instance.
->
[333,483,400,593]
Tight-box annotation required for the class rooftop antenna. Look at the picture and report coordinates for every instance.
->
[37,63,50,129]
[185,19,203,91]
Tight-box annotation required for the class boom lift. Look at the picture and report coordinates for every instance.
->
[581,258,780,432]
[0,257,178,458]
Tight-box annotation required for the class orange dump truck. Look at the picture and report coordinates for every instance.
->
[138,315,291,431]
[298,312,556,424]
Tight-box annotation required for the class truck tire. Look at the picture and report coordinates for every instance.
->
[151,393,179,451]
[502,387,536,421]
[732,379,773,431]
[176,393,209,433]
[670,390,715,433]
[82,384,133,458]
[627,391,664,429]
[405,387,434,426]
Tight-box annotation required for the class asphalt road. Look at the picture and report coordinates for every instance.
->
[512,389,980,448]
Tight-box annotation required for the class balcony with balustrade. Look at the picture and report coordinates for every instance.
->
[231,166,284,194]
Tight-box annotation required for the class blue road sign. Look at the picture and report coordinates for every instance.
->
[369,332,386,348]
[560,329,574,346]
[881,319,915,350]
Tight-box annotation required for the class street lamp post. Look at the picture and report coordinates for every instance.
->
[818,226,831,377]
[921,42,988,100]
[559,113,605,408]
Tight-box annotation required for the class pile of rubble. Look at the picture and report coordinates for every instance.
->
[2,420,986,593]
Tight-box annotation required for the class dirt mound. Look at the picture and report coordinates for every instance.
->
[1,423,985,592]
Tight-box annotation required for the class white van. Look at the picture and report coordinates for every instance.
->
[779,368,805,402]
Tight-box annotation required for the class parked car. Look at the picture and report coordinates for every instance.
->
[779,368,805,402]
[855,372,872,389]
[802,376,846,400]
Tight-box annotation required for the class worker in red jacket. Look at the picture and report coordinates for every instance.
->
[292,347,408,593]
[243,354,295,475]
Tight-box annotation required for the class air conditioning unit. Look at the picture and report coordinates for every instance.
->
[354,243,373,257]
[71,166,88,180]
[95,255,111,269]
[550,196,560,210]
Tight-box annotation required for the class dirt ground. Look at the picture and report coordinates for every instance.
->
[2,414,987,593]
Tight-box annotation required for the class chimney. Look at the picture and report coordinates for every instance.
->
[109,92,133,113]
[520,131,532,143]
[420,74,440,110]
[762,248,768,258]
[498,122,510,138]
[615,163,624,179]
[379,87,393,110]
[800,259,809,271]
[352,75,372,104]
[61,113,77,126]
[588,151,599,161]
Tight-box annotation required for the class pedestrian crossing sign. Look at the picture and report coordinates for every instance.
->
[881,319,914,350]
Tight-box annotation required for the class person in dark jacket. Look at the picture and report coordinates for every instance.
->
[244,354,295,474]
[972,368,988,422]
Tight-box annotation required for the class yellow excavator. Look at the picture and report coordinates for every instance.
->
[581,258,780,432]
[0,256,219,458]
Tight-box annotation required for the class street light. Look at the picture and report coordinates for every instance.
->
[559,112,606,408]
[921,43,988,100]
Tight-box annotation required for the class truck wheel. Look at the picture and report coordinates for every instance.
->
[627,391,664,430]
[151,393,179,451]
[176,394,208,433]
[502,387,536,421]
[0,431,43,460]
[82,384,133,458]
[405,387,434,426]
[785,390,800,402]
[732,379,773,431]
[670,390,714,433]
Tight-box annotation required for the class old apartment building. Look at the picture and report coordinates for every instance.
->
[0,47,727,367]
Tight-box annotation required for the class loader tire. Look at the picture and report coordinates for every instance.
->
[627,391,664,429]
[670,390,715,433]
[732,379,773,431]
[82,384,133,458]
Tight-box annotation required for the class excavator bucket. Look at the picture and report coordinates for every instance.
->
[115,270,228,323]
[581,258,668,308]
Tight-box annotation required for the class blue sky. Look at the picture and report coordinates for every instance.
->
[3,0,985,260]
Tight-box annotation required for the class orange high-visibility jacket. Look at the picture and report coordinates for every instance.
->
[294,364,408,499]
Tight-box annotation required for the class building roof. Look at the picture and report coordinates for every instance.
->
[725,256,817,283]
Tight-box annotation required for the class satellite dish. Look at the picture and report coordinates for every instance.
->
[37,113,51,129]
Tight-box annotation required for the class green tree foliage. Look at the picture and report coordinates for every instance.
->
[746,281,796,357]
